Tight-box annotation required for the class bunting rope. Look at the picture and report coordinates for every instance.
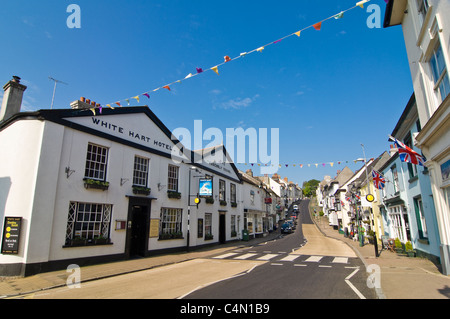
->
[88,0,371,114]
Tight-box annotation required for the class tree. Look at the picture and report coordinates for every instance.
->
[302,179,320,198]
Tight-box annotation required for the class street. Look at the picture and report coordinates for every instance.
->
[27,200,376,299]
[183,200,377,299]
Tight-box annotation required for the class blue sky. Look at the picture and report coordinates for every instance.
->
[0,0,413,186]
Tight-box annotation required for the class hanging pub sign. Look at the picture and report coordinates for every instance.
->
[199,179,213,197]
[1,217,22,255]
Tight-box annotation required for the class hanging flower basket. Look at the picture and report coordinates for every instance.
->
[132,186,151,196]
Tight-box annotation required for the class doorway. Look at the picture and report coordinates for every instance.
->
[126,202,150,258]
[219,213,226,244]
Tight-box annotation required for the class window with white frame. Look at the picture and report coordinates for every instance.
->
[219,180,226,201]
[417,0,430,21]
[167,165,179,192]
[413,197,428,239]
[230,183,237,204]
[429,40,450,103]
[205,213,212,236]
[133,156,149,187]
[389,205,405,242]
[391,165,400,193]
[160,208,182,235]
[84,143,109,181]
[66,202,112,243]
[231,215,236,235]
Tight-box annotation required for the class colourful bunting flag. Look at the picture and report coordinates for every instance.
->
[90,108,96,115]
[125,99,130,105]
[356,0,370,8]
[106,104,114,109]
[196,67,203,74]
[313,22,322,30]
[115,102,121,107]
[334,12,344,19]
[143,93,150,99]
[163,85,171,91]
[133,96,140,103]
[256,47,264,52]
[294,31,301,37]
[211,66,219,75]
[273,39,282,44]
[224,56,231,62]
[185,73,193,79]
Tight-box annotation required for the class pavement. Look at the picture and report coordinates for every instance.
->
[311,213,450,299]
[1,201,449,299]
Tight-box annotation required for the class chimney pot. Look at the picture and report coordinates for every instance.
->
[80,97,86,102]
[0,76,27,122]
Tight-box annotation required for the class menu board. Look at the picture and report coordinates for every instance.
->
[1,217,22,254]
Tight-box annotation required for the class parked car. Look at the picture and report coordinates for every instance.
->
[281,223,292,234]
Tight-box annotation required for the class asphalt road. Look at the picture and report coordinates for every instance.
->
[183,199,377,299]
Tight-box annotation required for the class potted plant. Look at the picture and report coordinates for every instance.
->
[84,178,109,190]
[367,230,375,245]
[71,237,87,246]
[132,186,151,196]
[405,241,416,257]
[394,238,403,254]
[231,202,238,208]
[231,230,237,237]
[205,233,214,240]
[219,200,227,206]
[167,190,182,199]
[205,197,214,204]
[95,235,110,245]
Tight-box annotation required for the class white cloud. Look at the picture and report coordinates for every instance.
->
[220,94,259,110]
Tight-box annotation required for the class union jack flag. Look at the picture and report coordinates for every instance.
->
[372,170,386,190]
[389,135,425,166]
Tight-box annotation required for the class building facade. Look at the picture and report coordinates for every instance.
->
[384,0,450,274]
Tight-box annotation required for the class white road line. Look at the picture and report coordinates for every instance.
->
[345,268,366,299]
[332,257,348,264]
[271,263,283,266]
[234,253,258,260]
[305,256,323,262]
[319,265,332,268]
[294,264,307,267]
[213,253,239,259]
[256,254,279,261]
[280,255,301,262]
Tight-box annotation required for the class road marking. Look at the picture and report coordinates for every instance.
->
[345,268,366,299]
[319,265,332,268]
[294,264,307,267]
[213,253,239,259]
[280,255,301,262]
[257,254,279,261]
[271,263,284,266]
[234,253,258,260]
[332,257,348,264]
[305,256,323,262]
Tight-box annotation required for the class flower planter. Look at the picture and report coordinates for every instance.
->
[84,179,109,191]
[205,234,214,240]
[219,200,227,206]
[231,202,238,208]
[132,186,151,196]
[167,191,182,199]
[205,197,214,204]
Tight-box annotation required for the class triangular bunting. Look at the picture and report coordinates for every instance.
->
[132,96,140,103]
[294,31,301,37]
[313,22,322,30]
[163,85,171,91]
[143,93,150,99]
[211,66,219,75]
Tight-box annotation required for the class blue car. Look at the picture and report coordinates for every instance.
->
[281,223,292,234]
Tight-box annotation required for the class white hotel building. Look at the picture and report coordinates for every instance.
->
[0,77,246,276]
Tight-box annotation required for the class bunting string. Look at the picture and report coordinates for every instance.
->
[88,0,371,114]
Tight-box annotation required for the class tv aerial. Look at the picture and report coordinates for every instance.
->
[49,77,68,109]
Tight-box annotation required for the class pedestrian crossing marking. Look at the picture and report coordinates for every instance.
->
[305,256,323,262]
[332,257,348,264]
[234,253,258,260]
[213,253,240,259]
[279,255,301,262]
[256,254,278,261]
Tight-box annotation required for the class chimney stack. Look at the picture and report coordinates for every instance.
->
[70,97,97,110]
[245,169,253,177]
[0,76,27,122]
